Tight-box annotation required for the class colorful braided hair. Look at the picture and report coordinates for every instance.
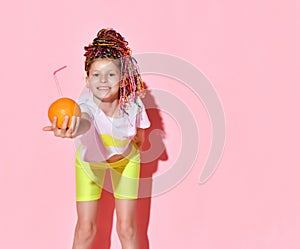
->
[84,28,145,111]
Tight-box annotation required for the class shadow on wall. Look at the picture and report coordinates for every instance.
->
[91,87,168,249]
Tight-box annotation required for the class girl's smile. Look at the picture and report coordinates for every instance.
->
[86,59,121,105]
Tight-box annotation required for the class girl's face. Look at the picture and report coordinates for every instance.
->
[86,59,121,104]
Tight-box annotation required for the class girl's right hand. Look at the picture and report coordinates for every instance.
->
[42,115,81,139]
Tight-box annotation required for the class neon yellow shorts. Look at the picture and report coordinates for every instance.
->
[75,145,140,201]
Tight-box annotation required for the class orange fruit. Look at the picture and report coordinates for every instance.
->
[48,97,81,128]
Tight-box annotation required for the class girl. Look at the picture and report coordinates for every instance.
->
[43,28,150,249]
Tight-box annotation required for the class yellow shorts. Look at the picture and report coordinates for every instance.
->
[75,144,140,201]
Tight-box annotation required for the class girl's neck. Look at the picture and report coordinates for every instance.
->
[98,99,119,117]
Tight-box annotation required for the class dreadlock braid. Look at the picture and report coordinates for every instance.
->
[84,28,145,111]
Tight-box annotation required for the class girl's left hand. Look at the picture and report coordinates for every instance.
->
[133,128,145,148]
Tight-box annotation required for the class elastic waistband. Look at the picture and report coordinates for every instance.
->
[76,142,140,169]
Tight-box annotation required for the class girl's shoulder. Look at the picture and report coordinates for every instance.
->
[125,97,145,113]
[77,92,93,104]
[77,92,98,116]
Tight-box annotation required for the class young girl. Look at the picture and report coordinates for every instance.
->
[43,28,150,249]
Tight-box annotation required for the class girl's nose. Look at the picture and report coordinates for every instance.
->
[100,75,107,83]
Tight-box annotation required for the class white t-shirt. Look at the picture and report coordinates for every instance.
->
[75,92,150,162]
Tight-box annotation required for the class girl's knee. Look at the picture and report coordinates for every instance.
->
[116,220,136,240]
[75,221,97,242]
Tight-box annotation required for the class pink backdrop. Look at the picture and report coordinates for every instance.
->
[0,0,299,248]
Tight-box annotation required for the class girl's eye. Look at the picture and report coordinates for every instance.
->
[109,73,116,77]
[92,73,99,77]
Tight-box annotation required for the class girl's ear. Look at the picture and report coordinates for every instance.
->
[85,75,90,89]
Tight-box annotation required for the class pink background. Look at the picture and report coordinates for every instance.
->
[0,0,299,248]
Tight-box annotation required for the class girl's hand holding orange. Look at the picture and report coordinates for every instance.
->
[43,97,82,138]
[43,115,81,138]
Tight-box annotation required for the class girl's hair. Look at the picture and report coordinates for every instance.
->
[84,28,145,110]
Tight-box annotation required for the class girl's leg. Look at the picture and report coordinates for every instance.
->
[115,199,138,249]
[72,200,98,249]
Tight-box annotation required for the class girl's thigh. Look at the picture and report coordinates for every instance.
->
[76,200,99,224]
[115,199,137,222]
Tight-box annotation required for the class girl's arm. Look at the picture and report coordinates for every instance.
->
[132,128,145,148]
[43,112,91,139]
[73,112,91,137]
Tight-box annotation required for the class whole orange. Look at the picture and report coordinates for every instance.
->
[48,98,81,128]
